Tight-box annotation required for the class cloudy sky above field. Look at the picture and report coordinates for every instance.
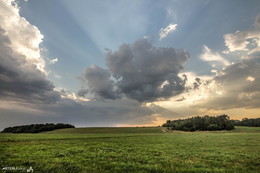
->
[0,0,260,129]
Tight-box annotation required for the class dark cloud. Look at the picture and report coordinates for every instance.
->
[79,39,190,102]
[78,65,118,99]
[0,27,60,103]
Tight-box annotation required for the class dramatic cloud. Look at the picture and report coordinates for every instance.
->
[79,39,190,102]
[200,45,230,67]
[159,24,178,40]
[0,0,60,103]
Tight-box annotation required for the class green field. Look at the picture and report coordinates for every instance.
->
[0,126,260,172]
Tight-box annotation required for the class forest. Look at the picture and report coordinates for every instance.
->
[162,115,234,131]
[1,123,75,133]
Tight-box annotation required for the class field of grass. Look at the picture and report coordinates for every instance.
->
[0,126,260,172]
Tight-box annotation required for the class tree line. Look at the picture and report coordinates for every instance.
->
[162,115,234,131]
[1,123,75,133]
[231,118,260,127]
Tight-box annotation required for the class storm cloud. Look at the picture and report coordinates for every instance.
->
[0,1,60,104]
[80,39,190,102]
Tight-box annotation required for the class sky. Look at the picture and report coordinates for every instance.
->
[0,0,260,130]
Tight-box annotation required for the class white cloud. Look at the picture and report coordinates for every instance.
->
[224,31,260,52]
[49,58,58,64]
[0,0,45,73]
[223,15,260,58]
[159,24,178,40]
[200,45,230,67]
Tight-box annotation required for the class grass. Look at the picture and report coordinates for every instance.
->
[0,126,259,172]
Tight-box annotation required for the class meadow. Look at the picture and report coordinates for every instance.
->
[0,126,259,172]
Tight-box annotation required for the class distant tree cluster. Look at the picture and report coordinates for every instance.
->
[1,123,75,133]
[162,115,234,131]
[232,118,260,127]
